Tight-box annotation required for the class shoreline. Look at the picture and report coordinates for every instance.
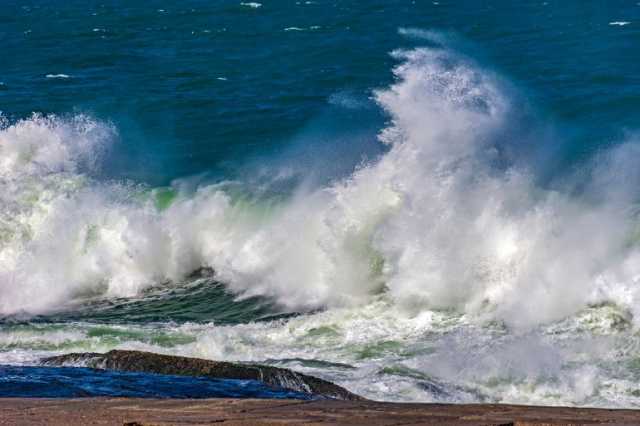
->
[1,398,640,425]
[12,349,640,425]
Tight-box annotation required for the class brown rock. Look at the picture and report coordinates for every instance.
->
[41,349,362,401]
[1,398,640,425]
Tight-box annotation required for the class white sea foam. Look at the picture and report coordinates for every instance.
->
[284,26,320,32]
[5,33,640,407]
[240,2,262,8]
[609,21,631,26]
[2,299,639,405]
[45,74,71,79]
[3,42,640,336]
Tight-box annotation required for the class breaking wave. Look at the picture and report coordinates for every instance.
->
[3,42,640,332]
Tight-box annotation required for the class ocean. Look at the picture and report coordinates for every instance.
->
[2,0,640,405]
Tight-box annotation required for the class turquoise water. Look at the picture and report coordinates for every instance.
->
[4,1,639,183]
[3,0,640,406]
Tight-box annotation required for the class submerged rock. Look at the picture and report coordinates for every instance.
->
[41,349,362,401]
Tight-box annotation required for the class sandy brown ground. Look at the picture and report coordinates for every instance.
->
[1,398,640,426]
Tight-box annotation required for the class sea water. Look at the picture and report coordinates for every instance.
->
[2,0,640,405]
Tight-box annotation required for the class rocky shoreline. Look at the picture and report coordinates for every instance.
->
[41,349,361,401]
[21,349,640,424]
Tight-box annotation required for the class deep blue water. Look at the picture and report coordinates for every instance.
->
[3,1,640,405]
[0,365,311,398]
[3,1,639,184]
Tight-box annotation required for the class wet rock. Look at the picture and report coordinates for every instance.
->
[41,349,363,401]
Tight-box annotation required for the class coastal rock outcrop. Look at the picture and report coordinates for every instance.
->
[41,349,362,401]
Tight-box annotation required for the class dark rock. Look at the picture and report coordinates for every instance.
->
[41,349,363,401]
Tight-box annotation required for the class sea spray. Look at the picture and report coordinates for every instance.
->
[2,46,640,329]
[4,40,640,406]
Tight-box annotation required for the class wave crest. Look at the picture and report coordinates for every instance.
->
[3,46,640,329]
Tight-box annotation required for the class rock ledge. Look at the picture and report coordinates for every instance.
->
[41,349,362,401]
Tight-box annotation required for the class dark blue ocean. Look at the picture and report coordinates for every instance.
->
[4,1,639,183]
[0,365,311,398]
[2,0,640,405]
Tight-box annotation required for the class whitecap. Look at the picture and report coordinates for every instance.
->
[7,40,640,334]
[284,26,320,32]
[609,21,631,26]
[240,2,262,8]
[45,74,71,79]
[8,39,640,408]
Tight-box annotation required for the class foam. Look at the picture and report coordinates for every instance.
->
[240,2,262,8]
[3,42,640,333]
[4,33,640,407]
[3,299,638,405]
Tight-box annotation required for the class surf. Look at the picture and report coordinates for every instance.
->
[2,41,640,329]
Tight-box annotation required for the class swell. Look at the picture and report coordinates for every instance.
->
[4,271,291,325]
[2,37,640,331]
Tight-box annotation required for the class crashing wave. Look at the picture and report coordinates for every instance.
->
[2,43,640,333]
